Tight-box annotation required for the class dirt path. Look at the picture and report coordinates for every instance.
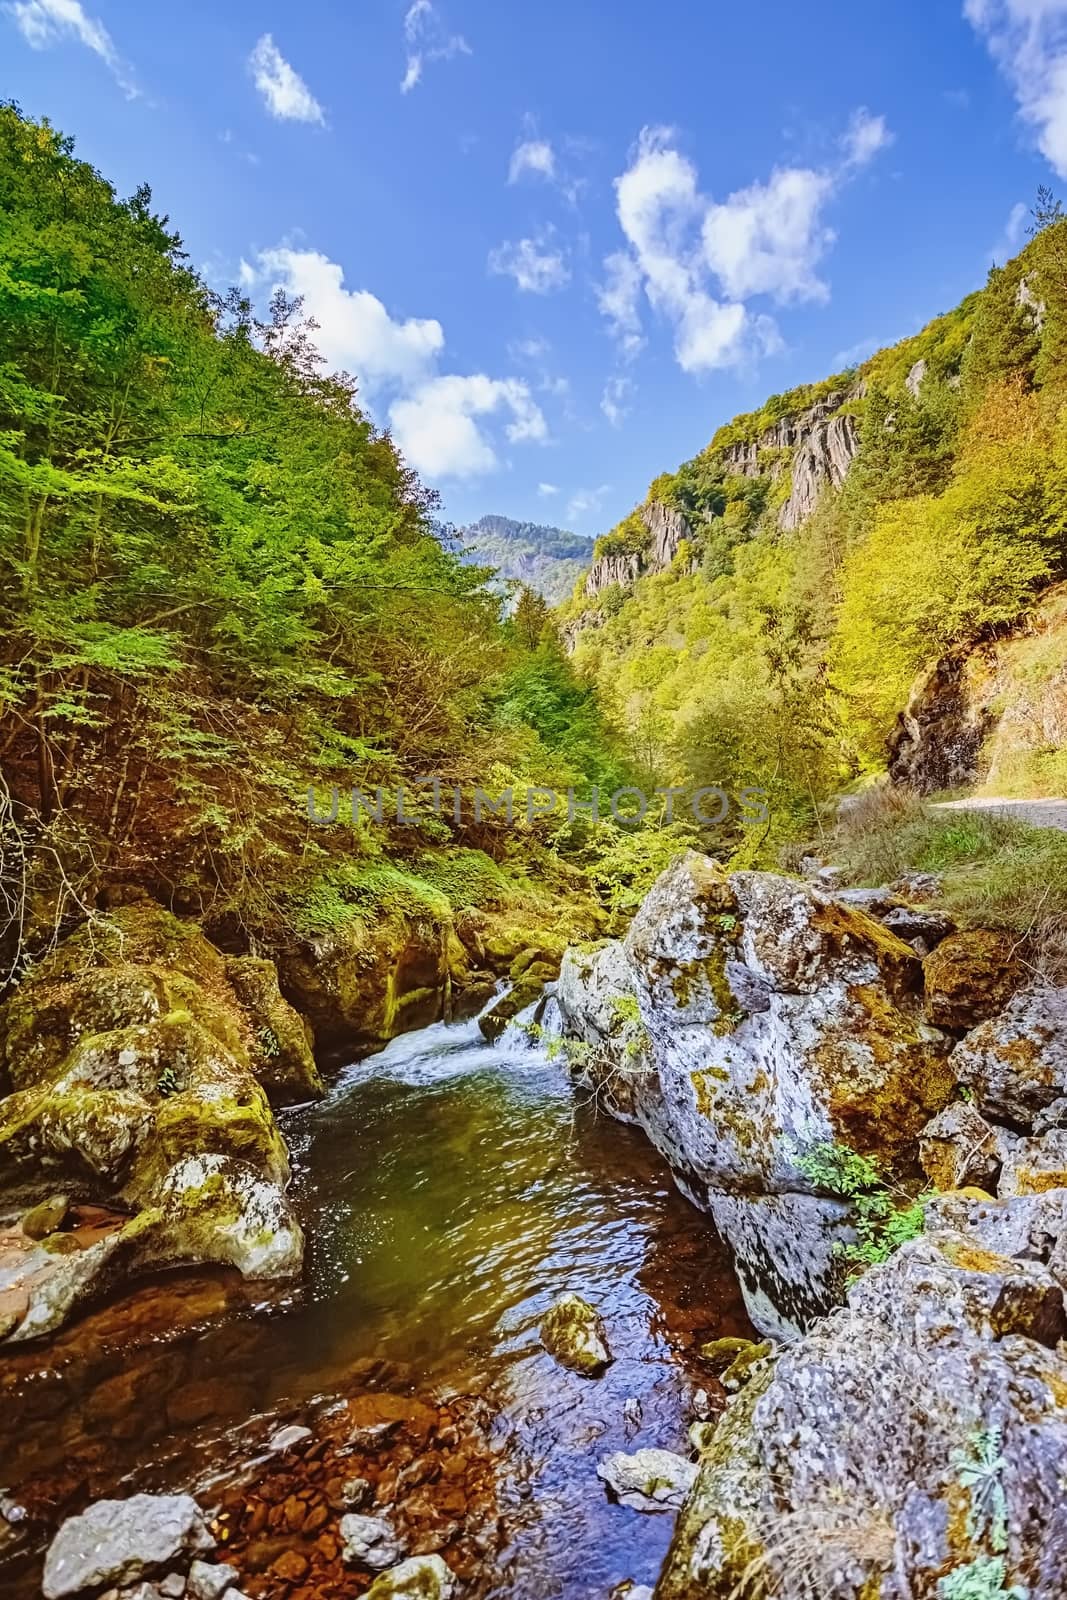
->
[930,796,1067,833]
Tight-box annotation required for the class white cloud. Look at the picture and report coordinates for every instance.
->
[991,198,1030,262]
[489,232,571,294]
[597,250,646,358]
[965,0,1067,175]
[538,482,559,497]
[703,167,836,304]
[510,335,550,361]
[842,107,894,167]
[567,484,611,524]
[509,138,556,183]
[599,115,890,373]
[251,246,544,481]
[390,375,546,478]
[601,374,634,427]
[607,126,765,372]
[249,34,324,124]
[256,248,443,386]
[6,0,138,96]
[401,0,470,94]
[540,373,570,397]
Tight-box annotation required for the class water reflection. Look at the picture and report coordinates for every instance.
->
[0,1013,750,1597]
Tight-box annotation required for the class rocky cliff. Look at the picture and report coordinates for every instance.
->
[582,500,691,600]
[720,389,862,531]
[572,387,863,621]
[889,582,1067,794]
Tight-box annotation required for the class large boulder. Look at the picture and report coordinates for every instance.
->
[556,855,953,1335]
[42,1493,213,1598]
[951,988,1067,1123]
[918,1100,1005,1193]
[657,1219,1067,1600]
[923,929,1026,1030]
[0,906,310,1339]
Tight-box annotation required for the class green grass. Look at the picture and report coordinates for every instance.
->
[833,788,1067,980]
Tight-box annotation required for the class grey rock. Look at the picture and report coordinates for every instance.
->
[881,903,954,948]
[925,1189,1067,1271]
[558,853,951,1334]
[267,1424,311,1453]
[1034,1096,1067,1135]
[187,1561,240,1600]
[584,550,644,599]
[159,1576,186,1598]
[339,1513,404,1570]
[999,1128,1067,1198]
[641,499,689,570]
[658,1230,1067,1599]
[952,988,1067,1123]
[539,1292,612,1374]
[42,1494,213,1600]
[918,1100,1003,1192]
[596,1448,697,1512]
[905,357,928,397]
[834,886,897,914]
[364,1555,456,1599]
[221,1591,252,1600]
[778,410,859,531]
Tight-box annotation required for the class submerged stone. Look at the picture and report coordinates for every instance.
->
[339,1512,404,1570]
[539,1291,613,1374]
[42,1493,214,1599]
[365,1555,456,1599]
[596,1448,696,1511]
[187,1561,240,1600]
[20,1193,70,1239]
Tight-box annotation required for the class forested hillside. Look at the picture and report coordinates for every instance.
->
[0,106,624,986]
[561,189,1067,845]
[456,514,593,605]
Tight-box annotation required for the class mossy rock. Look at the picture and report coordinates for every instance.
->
[224,955,322,1104]
[698,1336,762,1371]
[278,908,458,1054]
[923,929,1025,1030]
[0,906,308,1333]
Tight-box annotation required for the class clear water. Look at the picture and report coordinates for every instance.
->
[0,1013,750,1597]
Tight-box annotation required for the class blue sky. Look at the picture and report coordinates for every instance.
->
[5,1,1067,535]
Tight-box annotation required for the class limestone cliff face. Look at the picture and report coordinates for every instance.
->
[581,498,691,599]
[720,390,861,531]
[577,390,862,614]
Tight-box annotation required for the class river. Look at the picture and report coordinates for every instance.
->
[0,1011,750,1598]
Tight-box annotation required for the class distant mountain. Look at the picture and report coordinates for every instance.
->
[456,514,594,606]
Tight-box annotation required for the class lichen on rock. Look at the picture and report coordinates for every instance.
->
[556,853,954,1335]
[657,1225,1067,1600]
[539,1291,613,1374]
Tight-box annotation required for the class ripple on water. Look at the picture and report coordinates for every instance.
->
[0,1015,751,1598]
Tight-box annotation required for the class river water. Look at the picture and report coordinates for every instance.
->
[0,1012,750,1598]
